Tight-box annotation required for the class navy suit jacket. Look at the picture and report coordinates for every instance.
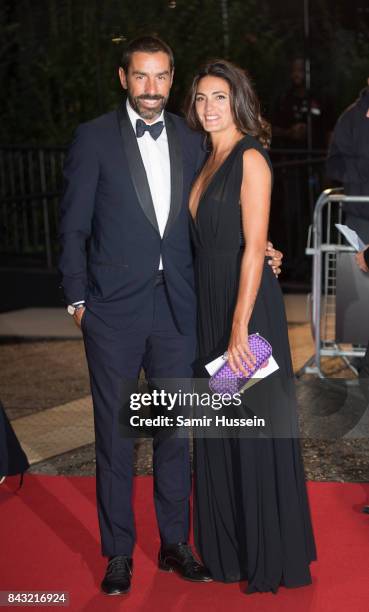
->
[59,104,204,334]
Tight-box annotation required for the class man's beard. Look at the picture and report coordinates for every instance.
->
[127,92,167,121]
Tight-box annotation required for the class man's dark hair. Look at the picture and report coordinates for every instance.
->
[121,36,174,73]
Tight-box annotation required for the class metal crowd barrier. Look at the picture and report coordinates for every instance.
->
[299,188,369,378]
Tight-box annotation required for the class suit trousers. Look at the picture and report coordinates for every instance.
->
[82,277,196,557]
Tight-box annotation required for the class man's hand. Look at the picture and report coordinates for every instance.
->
[266,241,283,277]
[355,246,369,273]
[73,307,86,328]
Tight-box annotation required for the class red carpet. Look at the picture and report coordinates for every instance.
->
[1,476,369,612]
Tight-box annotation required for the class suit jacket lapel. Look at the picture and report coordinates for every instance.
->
[117,104,160,234]
[163,112,183,239]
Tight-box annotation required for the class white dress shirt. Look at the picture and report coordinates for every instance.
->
[126,99,171,270]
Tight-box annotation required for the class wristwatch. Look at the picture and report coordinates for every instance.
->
[67,304,85,316]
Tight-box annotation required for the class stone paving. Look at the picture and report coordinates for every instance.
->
[1,296,369,481]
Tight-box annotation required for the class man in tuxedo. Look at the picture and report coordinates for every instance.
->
[59,36,282,595]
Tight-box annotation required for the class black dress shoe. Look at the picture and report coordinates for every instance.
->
[101,555,133,595]
[158,543,213,582]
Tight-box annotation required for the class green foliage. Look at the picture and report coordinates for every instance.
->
[0,0,367,144]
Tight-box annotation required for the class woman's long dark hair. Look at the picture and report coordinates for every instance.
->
[184,59,271,148]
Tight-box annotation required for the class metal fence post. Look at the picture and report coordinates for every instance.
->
[38,149,52,269]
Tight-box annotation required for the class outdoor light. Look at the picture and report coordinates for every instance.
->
[111,35,126,44]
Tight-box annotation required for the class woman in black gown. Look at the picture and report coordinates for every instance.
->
[185,60,316,594]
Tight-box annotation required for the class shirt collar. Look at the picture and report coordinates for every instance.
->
[126,99,165,132]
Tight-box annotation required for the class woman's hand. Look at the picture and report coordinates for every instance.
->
[227,322,256,375]
[266,241,283,277]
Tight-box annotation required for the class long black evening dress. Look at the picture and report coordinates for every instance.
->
[190,135,316,593]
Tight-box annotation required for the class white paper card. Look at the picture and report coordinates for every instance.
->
[335,224,366,252]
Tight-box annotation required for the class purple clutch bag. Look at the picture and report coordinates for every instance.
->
[209,333,272,395]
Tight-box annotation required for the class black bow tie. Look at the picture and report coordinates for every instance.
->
[136,118,164,140]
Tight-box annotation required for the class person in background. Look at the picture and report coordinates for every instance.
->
[272,58,332,280]
[327,78,369,242]
[355,245,369,513]
[355,245,369,382]
[0,399,29,486]
[356,245,369,274]
[272,57,331,150]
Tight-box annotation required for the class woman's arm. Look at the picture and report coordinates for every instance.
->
[227,148,272,374]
